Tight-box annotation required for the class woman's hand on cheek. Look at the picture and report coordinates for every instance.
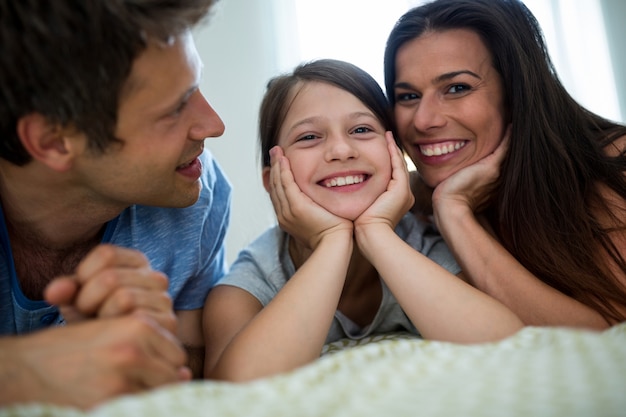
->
[268,146,352,250]
[355,132,414,231]
[432,124,511,226]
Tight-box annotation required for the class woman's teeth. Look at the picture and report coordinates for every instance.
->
[419,141,465,156]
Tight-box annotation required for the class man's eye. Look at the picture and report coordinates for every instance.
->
[171,100,188,116]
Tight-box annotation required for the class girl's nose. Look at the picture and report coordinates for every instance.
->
[324,133,359,162]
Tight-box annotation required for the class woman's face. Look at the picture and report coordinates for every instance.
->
[270,81,391,221]
[393,29,507,188]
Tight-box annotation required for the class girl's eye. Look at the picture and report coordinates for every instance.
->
[297,134,318,142]
[448,84,471,94]
[353,126,372,134]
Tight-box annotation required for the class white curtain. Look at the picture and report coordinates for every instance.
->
[523,0,621,122]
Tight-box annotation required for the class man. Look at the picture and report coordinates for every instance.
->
[0,0,231,409]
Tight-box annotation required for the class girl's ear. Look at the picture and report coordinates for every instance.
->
[262,166,271,193]
[16,113,80,172]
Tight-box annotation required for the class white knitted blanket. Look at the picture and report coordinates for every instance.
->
[3,323,625,417]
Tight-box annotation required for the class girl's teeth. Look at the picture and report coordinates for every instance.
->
[325,175,365,188]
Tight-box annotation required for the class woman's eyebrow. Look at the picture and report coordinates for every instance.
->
[394,70,482,90]
[433,70,481,83]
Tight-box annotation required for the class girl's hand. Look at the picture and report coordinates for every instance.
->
[268,146,353,250]
[432,125,511,228]
[354,132,414,231]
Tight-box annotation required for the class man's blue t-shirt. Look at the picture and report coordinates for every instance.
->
[0,151,231,335]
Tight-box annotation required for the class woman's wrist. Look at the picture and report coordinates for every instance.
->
[433,198,476,239]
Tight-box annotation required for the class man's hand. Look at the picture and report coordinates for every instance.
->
[1,314,191,410]
[44,245,176,333]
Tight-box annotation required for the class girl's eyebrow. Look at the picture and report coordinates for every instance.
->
[287,116,322,132]
[347,111,378,120]
[288,111,377,131]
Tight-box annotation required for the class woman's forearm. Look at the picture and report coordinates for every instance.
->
[436,205,609,329]
[355,223,523,343]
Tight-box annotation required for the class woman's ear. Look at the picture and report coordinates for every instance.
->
[262,166,271,193]
[16,113,80,172]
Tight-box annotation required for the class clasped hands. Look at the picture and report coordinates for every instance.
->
[14,245,191,410]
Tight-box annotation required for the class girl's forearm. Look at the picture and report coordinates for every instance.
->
[211,231,353,381]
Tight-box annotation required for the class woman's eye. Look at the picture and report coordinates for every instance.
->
[448,84,471,94]
[395,92,419,102]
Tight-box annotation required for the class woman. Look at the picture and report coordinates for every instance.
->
[203,59,522,382]
[384,0,626,327]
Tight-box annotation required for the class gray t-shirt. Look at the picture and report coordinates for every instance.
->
[217,213,461,344]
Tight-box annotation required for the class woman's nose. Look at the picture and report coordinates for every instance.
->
[412,95,446,132]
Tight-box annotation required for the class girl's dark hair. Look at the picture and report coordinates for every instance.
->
[259,58,395,167]
[384,0,626,322]
[0,0,216,165]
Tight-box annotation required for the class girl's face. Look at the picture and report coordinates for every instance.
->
[393,29,507,188]
[271,81,391,220]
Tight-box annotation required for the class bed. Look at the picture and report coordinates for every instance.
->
[2,322,625,417]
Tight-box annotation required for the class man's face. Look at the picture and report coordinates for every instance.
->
[73,31,225,209]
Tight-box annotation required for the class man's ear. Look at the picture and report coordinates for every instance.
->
[16,113,78,172]
[262,166,271,193]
